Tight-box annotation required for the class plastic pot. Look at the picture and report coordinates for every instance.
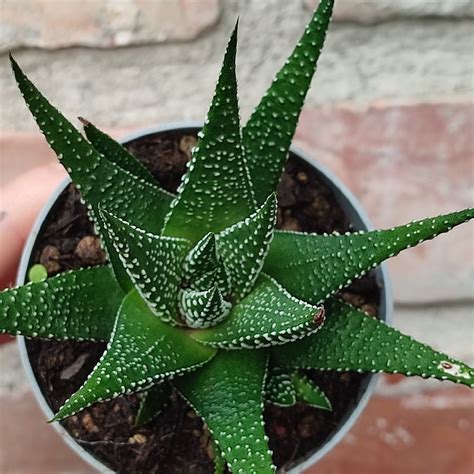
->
[17,122,393,473]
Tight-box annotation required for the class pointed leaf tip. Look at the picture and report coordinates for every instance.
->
[191,274,324,349]
[0,266,123,342]
[53,290,216,421]
[163,21,254,242]
[98,206,190,324]
[179,286,231,329]
[243,0,335,203]
[10,56,172,236]
[83,119,156,184]
[274,297,474,388]
[217,193,277,302]
[265,208,474,305]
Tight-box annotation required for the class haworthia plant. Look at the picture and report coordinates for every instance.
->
[2,0,473,472]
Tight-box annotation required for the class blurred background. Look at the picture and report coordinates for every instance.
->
[0,0,473,473]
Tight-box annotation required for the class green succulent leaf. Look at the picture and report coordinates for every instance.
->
[265,368,296,407]
[242,0,334,204]
[265,209,474,304]
[179,286,231,329]
[163,22,254,242]
[0,266,122,341]
[175,349,275,474]
[98,207,191,324]
[292,371,331,410]
[273,298,474,387]
[135,382,173,427]
[191,274,324,349]
[81,118,156,184]
[265,368,331,409]
[53,290,216,421]
[183,233,230,295]
[217,194,277,302]
[10,55,172,235]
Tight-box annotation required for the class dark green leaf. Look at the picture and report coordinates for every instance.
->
[265,368,296,407]
[179,286,231,329]
[242,0,334,203]
[163,23,254,242]
[273,298,474,387]
[135,383,172,427]
[264,209,474,304]
[99,207,191,324]
[183,232,230,295]
[265,368,331,409]
[10,55,172,235]
[292,371,331,410]
[0,266,122,341]
[191,274,324,349]
[81,118,156,184]
[217,194,277,302]
[175,349,275,474]
[53,290,216,420]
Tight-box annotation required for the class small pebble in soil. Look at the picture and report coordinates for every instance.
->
[39,245,61,274]
[296,171,308,183]
[82,413,99,433]
[199,431,210,449]
[74,236,106,265]
[361,303,377,317]
[205,441,215,460]
[339,291,366,308]
[129,433,147,444]
[179,135,197,159]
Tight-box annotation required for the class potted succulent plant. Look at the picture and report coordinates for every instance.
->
[2,0,473,472]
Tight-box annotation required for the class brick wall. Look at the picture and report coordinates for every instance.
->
[1,1,473,473]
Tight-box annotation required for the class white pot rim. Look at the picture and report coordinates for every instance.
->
[17,121,393,474]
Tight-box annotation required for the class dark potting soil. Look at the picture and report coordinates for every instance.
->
[25,130,380,473]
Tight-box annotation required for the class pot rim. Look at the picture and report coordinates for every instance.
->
[17,121,393,474]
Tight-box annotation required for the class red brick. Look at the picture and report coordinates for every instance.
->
[306,386,474,474]
[295,101,473,303]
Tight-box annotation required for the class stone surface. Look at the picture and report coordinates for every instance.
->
[305,0,474,23]
[1,0,221,52]
[294,101,474,303]
[1,3,472,130]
